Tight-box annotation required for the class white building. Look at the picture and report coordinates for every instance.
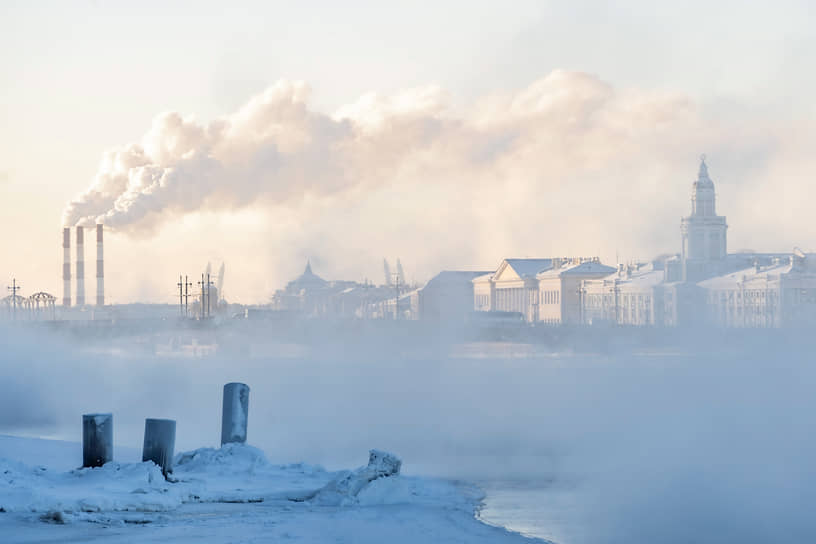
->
[536,260,616,324]
[578,158,816,328]
[474,257,614,323]
[473,259,550,321]
[698,252,816,328]
[580,262,666,326]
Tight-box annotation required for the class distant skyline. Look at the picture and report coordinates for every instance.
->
[2,1,816,303]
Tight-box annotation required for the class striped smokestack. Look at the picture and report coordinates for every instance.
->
[62,227,71,307]
[96,224,104,306]
[75,226,85,307]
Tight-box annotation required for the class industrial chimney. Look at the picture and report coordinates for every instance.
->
[76,226,85,307]
[62,227,71,307]
[96,224,104,306]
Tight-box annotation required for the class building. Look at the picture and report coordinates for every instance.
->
[473,259,554,321]
[474,257,613,323]
[698,252,816,328]
[416,270,491,321]
[578,158,816,328]
[270,261,333,316]
[580,262,667,326]
[536,260,616,324]
[681,157,728,281]
[270,261,411,319]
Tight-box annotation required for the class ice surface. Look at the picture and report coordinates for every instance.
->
[0,435,544,543]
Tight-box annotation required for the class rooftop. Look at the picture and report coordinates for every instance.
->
[537,260,616,279]
[503,258,554,278]
[698,261,794,289]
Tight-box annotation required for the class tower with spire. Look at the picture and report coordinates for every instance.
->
[680,156,728,281]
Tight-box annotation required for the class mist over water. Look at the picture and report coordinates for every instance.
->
[2,323,815,543]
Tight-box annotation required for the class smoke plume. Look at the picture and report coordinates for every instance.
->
[63,71,697,236]
[62,71,816,293]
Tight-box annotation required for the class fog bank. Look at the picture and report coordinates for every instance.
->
[1,325,814,543]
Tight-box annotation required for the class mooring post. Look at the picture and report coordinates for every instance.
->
[82,413,113,468]
[142,418,176,477]
[221,382,250,446]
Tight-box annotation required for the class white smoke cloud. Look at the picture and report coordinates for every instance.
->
[63,71,816,294]
[63,72,694,233]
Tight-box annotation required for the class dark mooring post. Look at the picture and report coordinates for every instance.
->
[221,382,250,446]
[82,413,113,468]
[142,418,176,477]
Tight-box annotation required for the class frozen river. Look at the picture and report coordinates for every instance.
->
[3,327,816,543]
[479,480,582,544]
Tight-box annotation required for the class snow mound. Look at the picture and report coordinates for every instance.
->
[0,457,182,517]
[174,442,271,474]
[0,442,335,521]
[0,438,533,544]
[311,449,402,506]
[172,442,332,503]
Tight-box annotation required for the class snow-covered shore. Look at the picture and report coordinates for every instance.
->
[0,435,548,543]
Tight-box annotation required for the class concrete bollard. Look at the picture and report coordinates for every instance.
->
[142,418,176,477]
[82,413,113,468]
[221,382,250,446]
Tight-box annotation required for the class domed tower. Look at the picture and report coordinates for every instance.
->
[681,156,728,281]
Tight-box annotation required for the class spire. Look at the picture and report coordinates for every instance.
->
[694,153,714,190]
[698,154,709,181]
[304,259,313,275]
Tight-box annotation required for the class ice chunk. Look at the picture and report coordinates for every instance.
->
[367,449,402,477]
[310,449,402,506]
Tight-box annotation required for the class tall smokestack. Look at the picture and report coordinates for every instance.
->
[76,226,85,307]
[96,224,104,306]
[62,227,71,307]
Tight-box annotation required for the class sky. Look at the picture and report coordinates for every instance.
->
[2,0,816,304]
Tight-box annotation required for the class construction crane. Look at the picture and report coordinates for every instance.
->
[216,262,225,303]
[396,258,405,286]
[383,259,392,287]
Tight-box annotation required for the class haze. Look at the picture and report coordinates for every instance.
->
[3,1,816,303]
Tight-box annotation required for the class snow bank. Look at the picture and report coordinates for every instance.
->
[172,442,332,503]
[0,441,334,520]
[0,436,542,543]
[0,457,179,515]
[311,449,402,506]
[0,442,462,518]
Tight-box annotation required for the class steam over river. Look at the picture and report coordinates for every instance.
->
[2,324,815,543]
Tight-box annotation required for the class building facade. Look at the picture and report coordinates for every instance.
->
[473,259,551,321]
[698,253,816,328]
[537,260,616,324]
[580,262,666,326]
[474,258,613,324]
[577,158,816,328]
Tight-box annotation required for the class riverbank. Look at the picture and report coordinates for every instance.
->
[0,435,547,543]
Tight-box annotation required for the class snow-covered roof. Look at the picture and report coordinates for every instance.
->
[503,258,554,278]
[536,260,616,279]
[422,270,492,289]
[698,261,794,289]
[618,268,666,289]
[585,263,665,291]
